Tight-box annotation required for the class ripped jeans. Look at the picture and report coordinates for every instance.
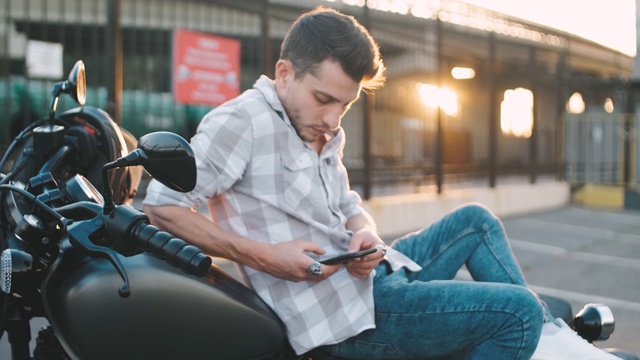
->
[320,204,545,359]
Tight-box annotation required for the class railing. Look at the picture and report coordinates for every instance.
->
[564,113,636,187]
[3,0,628,199]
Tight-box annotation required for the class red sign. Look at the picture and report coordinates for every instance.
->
[172,29,241,106]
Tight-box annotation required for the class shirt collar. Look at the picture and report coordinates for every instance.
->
[321,128,345,159]
[254,75,288,122]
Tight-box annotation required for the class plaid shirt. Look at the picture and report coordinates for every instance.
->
[144,76,419,354]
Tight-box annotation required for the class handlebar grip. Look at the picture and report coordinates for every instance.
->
[130,222,211,277]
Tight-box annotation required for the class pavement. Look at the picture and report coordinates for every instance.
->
[1,204,639,357]
[500,205,640,355]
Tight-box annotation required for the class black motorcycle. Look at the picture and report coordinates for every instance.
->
[0,61,636,360]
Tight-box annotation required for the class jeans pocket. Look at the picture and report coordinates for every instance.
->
[323,336,403,359]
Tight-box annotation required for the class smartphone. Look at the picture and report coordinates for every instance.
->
[319,248,377,265]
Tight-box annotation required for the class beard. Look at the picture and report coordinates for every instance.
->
[280,93,331,144]
[281,97,312,142]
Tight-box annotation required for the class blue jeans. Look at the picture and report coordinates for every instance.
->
[320,204,544,359]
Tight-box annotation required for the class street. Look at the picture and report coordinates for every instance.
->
[0,205,639,357]
[500,205,640,355]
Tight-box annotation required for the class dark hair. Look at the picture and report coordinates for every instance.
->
[280,6,385,92]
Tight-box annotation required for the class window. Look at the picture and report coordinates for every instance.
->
[500,87,533,138]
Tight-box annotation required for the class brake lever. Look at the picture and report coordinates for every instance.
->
[66,217,131,298]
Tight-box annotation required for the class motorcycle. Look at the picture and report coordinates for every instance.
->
[0,61,636,360]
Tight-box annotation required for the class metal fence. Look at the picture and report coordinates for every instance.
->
[1,0,270,141]
[2,0,628,199]
[565,113,637,187]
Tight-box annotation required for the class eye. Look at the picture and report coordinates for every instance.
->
[315,96,331,105]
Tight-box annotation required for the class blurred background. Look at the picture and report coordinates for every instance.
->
[1,0,638,202]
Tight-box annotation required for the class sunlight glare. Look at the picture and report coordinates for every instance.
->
[418,83,460,116]
[461,0,636,56]
[501,88,533,138]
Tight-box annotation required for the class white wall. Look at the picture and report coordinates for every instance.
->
[363,181,571,238]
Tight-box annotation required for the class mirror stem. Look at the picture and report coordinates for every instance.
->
[101,165,116,214]
[49,82,63,126]
[101,151,146,214]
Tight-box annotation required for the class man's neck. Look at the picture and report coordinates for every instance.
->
[306,135,327,155]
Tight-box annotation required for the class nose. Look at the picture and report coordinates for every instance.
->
[322,106,343,130]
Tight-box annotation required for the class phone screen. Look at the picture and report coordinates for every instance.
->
[319,248,377,265]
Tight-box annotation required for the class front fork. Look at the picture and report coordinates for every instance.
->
[5,303,32,360]
[5,303,68,360]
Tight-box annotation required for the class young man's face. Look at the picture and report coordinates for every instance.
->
[275,59,361,144]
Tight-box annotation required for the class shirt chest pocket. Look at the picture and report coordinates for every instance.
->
[281,153,318,211]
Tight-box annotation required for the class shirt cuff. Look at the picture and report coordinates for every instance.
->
[384,248,422,272]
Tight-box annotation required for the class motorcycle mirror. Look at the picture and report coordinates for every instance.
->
[101,131,195,214]
[48,60,86,124]
[137,131,197,193]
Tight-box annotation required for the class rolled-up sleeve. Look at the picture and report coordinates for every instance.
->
[143,102,253,210]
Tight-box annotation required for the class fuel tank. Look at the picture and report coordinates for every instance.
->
[41,247,288,360]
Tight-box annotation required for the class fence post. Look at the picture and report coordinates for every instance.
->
[529,46,538,184]
[261,0,274,79]
[487,32,497,188]
[361,3,373,200]
[435,17,444,194]
[555,51,568,181]
[106,0,122,125]
[624,82,636,188]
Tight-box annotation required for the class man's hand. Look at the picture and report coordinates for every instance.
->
[259,240,342,282]
[344,228,387,279]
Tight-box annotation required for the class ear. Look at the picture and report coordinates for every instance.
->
[275,59,294,89]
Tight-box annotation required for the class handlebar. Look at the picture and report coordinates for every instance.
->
[3,180,211,299]
[130,221,211,277]
[93,203,212,278]
[64,203,212,297]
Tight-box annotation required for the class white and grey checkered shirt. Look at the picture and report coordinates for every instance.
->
[144,76,419,354]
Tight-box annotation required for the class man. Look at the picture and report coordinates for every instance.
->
[144,6,619,359]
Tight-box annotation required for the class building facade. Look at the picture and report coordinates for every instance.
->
[0,0,634,198]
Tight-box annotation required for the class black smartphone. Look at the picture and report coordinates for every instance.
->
[319,248,377,265]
